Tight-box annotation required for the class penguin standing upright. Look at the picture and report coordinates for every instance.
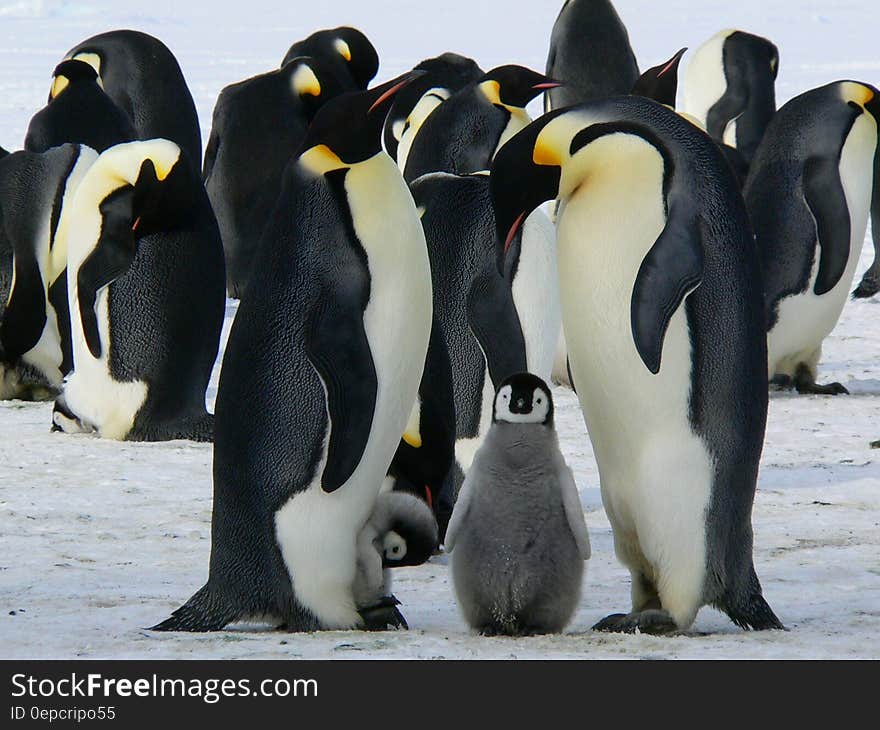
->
[545,0,639,112]
[62,30,203,169]
[153,74,433,632]
[491,96,782,633]
[745,81,880,394]
[25,60,136,154]
[204,56,346,298]
[682,29,779,166]
[383,52,484,169]
[281,26,379,90]
[446,374,590,636]
[53,139,225,441]
[0,144,97,400]
[402,66,561,184]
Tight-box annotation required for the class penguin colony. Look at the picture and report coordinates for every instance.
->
[5,0,880,638]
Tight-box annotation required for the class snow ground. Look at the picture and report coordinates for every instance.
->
[2,1,880,659]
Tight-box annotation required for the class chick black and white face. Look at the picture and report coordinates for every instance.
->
[382,531,407,563]
[493,373,553,426]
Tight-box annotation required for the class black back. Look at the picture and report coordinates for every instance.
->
[64,30,203,170]
[744,81,875,329]
[204,57,347,298]
[383,53,484,161]
[706,31,778,164]
[545,0,640,111]
[281,26,378,90]
[25,61,136,154]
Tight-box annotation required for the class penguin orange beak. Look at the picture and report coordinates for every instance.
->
[532,81,563,90]
[368,70,427,114]
[504,212,527,254]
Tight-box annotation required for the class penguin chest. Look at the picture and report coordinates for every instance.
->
[555,145,712,536]
[682,32,729,129]
[396,88,450,172]
[768,112,878,374]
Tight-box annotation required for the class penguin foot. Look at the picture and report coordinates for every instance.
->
[769,374,793,390]
[794,380,848,395]
[359,596,408,631]
[592,609,678,635]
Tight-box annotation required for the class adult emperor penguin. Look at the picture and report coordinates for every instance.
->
[281,26,379,90]
[204,56,346,298]
[0,144,97,400]
[53,139,225,441]
[383,52,484,169]
[62,30,203,170]
[745,81,880,395]
[490,96,783,633]
[682,30,779,166]
[545,0,639,113]
[152,73,433,632]
[410,171,557,517]
[446,374,590,636]
[25,60,136,154]
[354,491,438,630]
[630,49,687,108]
[402,66,561,184]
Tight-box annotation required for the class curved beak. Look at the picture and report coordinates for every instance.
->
[367,69,428,115]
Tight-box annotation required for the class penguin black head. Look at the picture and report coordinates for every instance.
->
[493,373,554,427]
[283,55,347,123]
[49,59,101,99]
[380,495,439,568]
[631,48,687,107]
[481,65,563,109]
[285,26,379,90]
[297,71,424,167]
[129,151,197,237]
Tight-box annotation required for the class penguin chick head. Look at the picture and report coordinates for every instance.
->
[631,48,687,108]
[284,55,347,123]
[480,65,562,109]
[380,494,439,568]
[493,372,554,427]
[297,70,425,168]
[49,59,102,99]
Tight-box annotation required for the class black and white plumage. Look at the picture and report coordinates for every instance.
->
[281,26,379,91]
[446,374,589,636]
[204,56,347,298]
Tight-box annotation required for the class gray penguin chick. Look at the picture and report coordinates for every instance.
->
[354,491,439,630]
[446,373,590,636]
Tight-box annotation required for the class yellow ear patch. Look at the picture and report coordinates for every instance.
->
[292,65,321,97]
[334,38,352,61]
[402,431,422,448]
[50,75,69,98]
[402,398,422,448]
[842,81,874,107]
[533,136,562,167]
[479,79,502,105]
[299,144,346,175]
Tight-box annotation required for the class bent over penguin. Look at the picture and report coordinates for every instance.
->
[153,74,433,632]
[490,96,782,633]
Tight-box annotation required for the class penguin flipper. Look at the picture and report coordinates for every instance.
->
[631,208,703,374]
[305,284,377,494]
[803,155,852,296]
[0,249,47,361]
[557,461,590,560]
[150,584,237,632]
[443,458,477,552]
[467,270,527,388]
[705,79,748,143]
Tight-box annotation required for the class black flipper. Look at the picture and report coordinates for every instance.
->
[852,136,880,298]
[76,187,138,359]
[803,155,851,296]
[466,269,527,388]
[305,278,377,494]
[0,251,46,361]
[631,208,703,374]
[150,584,238,632]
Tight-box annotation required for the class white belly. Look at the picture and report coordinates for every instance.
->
[768,112,878,377]
[494,108,531,159]
[274,154,432,629]
[681,31,731,132]
[556,135,711,620]
[396,88,450,173]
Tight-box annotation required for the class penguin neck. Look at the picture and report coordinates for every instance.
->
[489,422,554,462]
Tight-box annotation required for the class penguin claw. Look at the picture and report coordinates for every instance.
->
[592,609,678,635]
[359,596,408,631]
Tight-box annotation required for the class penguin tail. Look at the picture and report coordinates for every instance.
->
[720,570,786,631]
[149,585,237,632]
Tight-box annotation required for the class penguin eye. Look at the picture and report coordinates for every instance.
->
[392,546,400,554]
[536,397,543,404]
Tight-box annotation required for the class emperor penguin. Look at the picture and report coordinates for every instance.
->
[53,139,225,441]
[203,56,347,298]
[25,60,136,154]
[281,26,379,91]
[630,49,687,108]
[544,0,639,113]
[152,73,433,632]
[490,96,783,633]
[402,66,561,184]
[446,374,590,636]
[383,52,484,169]
[354,491,438,630]
[62,30,203,170]
[745,81,880,395]
[682,30,779,167]
[0,144,97,400]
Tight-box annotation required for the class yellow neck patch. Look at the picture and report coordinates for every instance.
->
[842,81,874,109]
[50,75,69,98]
[479,79,502,106]
[334,38,352,62]
[533,135,562,167]
[299,144,347,175]
[292,65,321,98]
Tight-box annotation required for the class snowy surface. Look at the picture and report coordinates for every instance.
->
[2,0,880,659]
